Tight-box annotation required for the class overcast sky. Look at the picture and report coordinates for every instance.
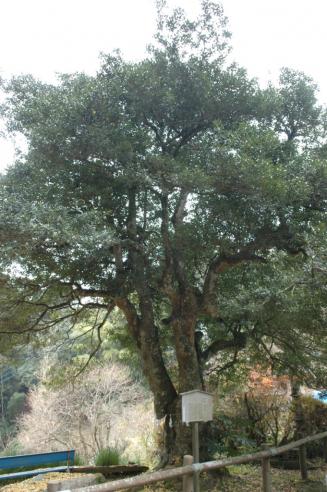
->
[1,0,327,170]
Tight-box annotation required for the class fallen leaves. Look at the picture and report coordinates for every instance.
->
[0,472,94,492]
[143,463,327,491]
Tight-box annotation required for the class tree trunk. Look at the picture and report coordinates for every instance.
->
[172,292,203,392]
[139,316,177,419]
[158,291,209,463]
[124,306,215,464]
[116,296,177,420]
[119,284,208,463]
[291,379,305,440]
[161,396,192,465]
[160,396,215,465]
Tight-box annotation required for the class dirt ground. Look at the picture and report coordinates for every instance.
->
[143,464,327,491]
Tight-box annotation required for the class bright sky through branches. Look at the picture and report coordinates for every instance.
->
[1,0,327,171]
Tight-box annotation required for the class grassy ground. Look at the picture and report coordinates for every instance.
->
[144,463,327,491]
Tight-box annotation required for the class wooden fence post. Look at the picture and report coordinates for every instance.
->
[183,455,194,492]
[261,445,272,492]
[299,444,308,480]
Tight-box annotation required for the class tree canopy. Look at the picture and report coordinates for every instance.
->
[0,0,326,460]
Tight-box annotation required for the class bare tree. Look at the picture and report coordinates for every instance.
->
[16,362,154,463]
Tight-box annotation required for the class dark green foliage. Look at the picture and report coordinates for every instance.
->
[73,454,85,466]
[6,393,26,422]
[0,346,44,452]
[94,447,121,466]
[289,396,327,461]
[0,440,22,457]
[207,414,257,457]
[293,396,327,436]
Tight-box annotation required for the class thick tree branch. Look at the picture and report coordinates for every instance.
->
[205,347,240,376]
[171,123,211,157]
[201,222,305,316]
[74,304,115,378]
[127,186,137,238]
[172,190,189,226]
[202,332,247,362]
[202,250,266,316]
[142,115,166,151]
[159,194,175,299]
[171,190,190,292]
[115,297,141,347]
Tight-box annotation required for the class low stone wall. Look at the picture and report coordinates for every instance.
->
[47,474,101,491]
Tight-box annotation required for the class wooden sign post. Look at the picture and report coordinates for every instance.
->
[181,390,214,492]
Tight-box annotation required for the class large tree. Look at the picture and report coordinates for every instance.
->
[0,1,326,461]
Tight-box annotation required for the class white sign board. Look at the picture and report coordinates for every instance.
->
[181,390,213,424]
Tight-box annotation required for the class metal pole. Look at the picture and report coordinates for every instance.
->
[192,422,200,492]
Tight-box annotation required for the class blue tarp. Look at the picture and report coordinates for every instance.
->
[312,390,327,404]
[0,450,75,481]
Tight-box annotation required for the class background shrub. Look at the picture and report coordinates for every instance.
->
[95,447,121,466]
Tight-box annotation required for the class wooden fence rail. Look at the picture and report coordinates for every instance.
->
[66,430,327,492]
